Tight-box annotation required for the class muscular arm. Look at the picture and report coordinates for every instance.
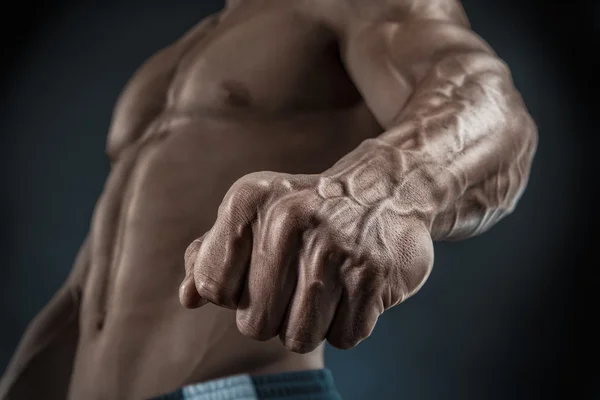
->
[333,0,538,240]
[0,237,90,400]
[181,0,538,353]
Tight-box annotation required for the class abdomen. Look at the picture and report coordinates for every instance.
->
[72,108,380,398]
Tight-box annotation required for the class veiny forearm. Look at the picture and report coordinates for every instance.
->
[324,51,537,241]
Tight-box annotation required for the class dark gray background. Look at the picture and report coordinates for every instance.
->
[1,1,593,399]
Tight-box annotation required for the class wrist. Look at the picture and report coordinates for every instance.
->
[320,138,457,230]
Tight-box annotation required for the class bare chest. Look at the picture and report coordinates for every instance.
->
[169,11,359,114]
[107,7,362,159]
[81,1,381,350]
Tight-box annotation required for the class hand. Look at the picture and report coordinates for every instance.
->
[179,170,434,353]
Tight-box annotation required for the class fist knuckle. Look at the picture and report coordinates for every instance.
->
[242,171,272,184]
[221,173,272,216]
[236,317,272,341]
[266,200,302,229]
[195,273,232,305]
[232,173,273,197]
[340,327,371,349]
[184,240,201,263]
[184,247,201,273]
[270,175,294,193]
[221,188,252,217]
[329,335,358,350]
[282,336,318,354]
[356,323,374,342]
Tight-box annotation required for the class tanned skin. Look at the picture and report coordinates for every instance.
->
[0,0,537,399]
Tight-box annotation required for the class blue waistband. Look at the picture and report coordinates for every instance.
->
[152,369,341,400]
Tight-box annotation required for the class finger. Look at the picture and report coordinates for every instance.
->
[184,233,207,276]
[193,216,254,309]
[236,200,301,341]
[191,175,269,309]
[280,229,342,353]
[326,264,385,350]
[180,234,208,309]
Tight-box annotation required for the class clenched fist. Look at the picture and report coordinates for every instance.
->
[179,164,434,353]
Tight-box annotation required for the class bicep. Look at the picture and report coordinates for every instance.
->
[341,8,494,128]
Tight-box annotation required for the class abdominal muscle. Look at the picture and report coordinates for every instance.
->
[67,107,380,399]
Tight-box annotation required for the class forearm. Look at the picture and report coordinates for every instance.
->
[325,51,537,240]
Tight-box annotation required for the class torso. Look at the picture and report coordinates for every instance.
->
[69,2,383,398]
